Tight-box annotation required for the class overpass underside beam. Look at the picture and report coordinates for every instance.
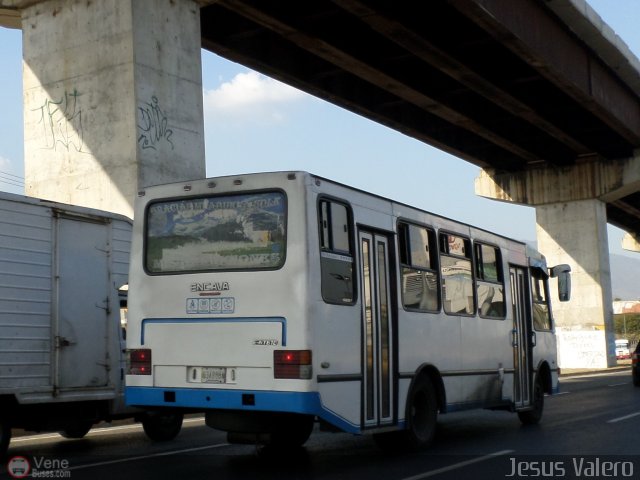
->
[622,233,640,253]
[20,0,206,217]
[477,155,640,368]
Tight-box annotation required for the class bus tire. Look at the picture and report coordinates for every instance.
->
[269,414,314,448]
[60,421,93,439]
[518,375,544,425]
[142,412,183,442]
[0,418,11,457]
[402,375,438,450]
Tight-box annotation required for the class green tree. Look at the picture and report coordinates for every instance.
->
[614,313,640,343]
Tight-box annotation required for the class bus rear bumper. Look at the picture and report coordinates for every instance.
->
[125,386,359,434]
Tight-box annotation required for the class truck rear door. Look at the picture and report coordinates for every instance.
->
[55,214,110,389]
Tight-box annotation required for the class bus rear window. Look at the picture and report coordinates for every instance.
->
[146,191,286,273]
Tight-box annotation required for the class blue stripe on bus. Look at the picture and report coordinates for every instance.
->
[125,386,359,434]
[140,317,287,346]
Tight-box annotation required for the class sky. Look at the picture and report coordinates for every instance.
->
[0,1,639,257]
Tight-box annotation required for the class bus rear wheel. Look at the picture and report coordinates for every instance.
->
[375,375,438,451]
[142,412,184,441]
[269,414,314,448]
[518,375,544,425]
[404,375,438,449]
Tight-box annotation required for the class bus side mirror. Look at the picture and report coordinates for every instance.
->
[550,264,571,302]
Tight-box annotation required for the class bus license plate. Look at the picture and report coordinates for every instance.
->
[201,367,226,384]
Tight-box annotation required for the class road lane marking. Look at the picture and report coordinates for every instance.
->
[562,370,630,380]
[400,450,514,480]
[607,411,640,424]
[607,382,630,387]
[87,417,206,436]
[68,443,231,471]
[11,433,63,443]
[11,417,206,443]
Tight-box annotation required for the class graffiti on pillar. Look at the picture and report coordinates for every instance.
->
[137,96,174,151]
[32,89,86,153]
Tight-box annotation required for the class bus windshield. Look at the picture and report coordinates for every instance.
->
[145,191,286,273]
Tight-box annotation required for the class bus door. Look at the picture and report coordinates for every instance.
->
[359,230,395,428]
[509,266,531,408]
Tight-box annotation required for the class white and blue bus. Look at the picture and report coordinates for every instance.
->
[125,171,570,449]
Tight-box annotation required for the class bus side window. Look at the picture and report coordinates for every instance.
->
[439,233,474,315]
[531,271,552,330]
[319,200,355,305]
[475,243,506,319]
[398,222,439,312]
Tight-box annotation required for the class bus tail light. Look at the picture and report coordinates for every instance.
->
[127,349,152,375]
[274,350,312,379]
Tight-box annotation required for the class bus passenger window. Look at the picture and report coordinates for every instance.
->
[475,244,506,319]
[319,200,355,304]
[398,223,439,312]
[440,233,474,315]
[531,272,552,330]
[331,204,350,252]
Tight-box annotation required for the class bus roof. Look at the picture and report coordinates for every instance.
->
[307,172,534,251]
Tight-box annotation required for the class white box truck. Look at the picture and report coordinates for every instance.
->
[0,193,182,455]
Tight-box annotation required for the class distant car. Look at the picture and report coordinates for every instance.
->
[632,343,640,387]
[616,339,631,360]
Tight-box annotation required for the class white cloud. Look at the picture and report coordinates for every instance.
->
[203,71,307,125]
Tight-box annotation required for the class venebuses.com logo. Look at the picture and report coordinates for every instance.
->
[6,456,30,479]
[7,455,71,478]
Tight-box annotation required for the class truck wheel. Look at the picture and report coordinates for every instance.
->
[518,375,544,425]
[60,421,93,439]
[142,412,183,441]
[0,419,11,456]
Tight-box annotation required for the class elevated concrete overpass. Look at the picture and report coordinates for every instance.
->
[1,0,639,367]
[196,0,640,237]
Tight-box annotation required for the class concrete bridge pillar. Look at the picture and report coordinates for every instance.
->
[17,0,206,217]
[536,199,615,368]
[476,155,640,368]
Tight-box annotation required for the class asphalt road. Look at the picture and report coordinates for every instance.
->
[3,369,640,480]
